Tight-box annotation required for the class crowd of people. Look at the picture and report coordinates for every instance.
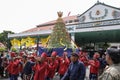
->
[0,47,120,80]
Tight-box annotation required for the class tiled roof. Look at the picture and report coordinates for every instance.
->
[22,15,78,33]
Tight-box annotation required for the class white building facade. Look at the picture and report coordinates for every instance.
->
[8,2,120,48]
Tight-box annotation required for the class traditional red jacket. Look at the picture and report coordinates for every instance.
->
[58,57,70,75]
[33,62,47,80]
[10,52,16,57]
[46,57,58,78]
[7,60,20,75]
[89,59,100,74]
[80,56,89,67]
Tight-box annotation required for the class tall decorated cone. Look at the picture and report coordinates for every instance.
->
[47,11,72,48]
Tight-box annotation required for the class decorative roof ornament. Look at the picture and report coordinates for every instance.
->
[112,10,120,19]
[57,11,64,22]
[57,11,63,18]
[96,0,101,4]
[96,10,100,15]
[89,9,108,20]
[97,0,100,3]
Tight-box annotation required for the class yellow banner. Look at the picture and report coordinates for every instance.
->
[41,36,50,46]
[11,38,20,47]
[25,37,36,47]
[21,37,36,47]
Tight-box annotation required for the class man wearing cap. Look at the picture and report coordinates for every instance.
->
[33,52,48,80]
[61,52,86,80]
[98,48,120,80]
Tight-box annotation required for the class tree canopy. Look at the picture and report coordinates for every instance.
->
[0,30,14,49]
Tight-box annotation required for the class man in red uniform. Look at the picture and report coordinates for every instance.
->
[6,57,21,80]
[89,53,100,80]
[19,51,24,57]
[33,52,48,80]
[10,52,16,58]
[58,51,70,79]
[45,51,59,80]
[80,51,89,67]
[79,51,89,80]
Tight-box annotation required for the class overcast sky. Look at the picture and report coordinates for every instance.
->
[0,0,119,33]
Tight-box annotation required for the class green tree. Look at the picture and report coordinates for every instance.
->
[0,30,14,49]
[47,12,72,48]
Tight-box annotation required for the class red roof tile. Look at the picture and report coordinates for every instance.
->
[22,15,78,33]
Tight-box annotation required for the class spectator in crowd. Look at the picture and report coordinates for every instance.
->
[98,53,107,76]
[79,51,89,80]
[45,51,59,80]
[3,57,9,78]
[89,52,100,80]
[58,51,70,79]
[6,57,21,80]
[20,55,35,80]
[61,52,86,80]
[0,53,4,78]
[33,52,48,80]
[98,48,120,80]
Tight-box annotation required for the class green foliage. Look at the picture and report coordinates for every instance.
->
[11,47,17,52]
[47,20,72,48]
[0,30,14,49]
[0,47,6,52]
